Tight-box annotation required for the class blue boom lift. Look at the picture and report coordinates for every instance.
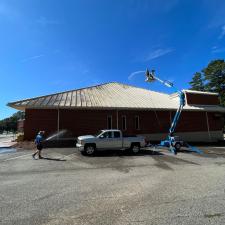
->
[145,69,202,155]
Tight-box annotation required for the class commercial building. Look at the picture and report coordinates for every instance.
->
[8,82,225,142]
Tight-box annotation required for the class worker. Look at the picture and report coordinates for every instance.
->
[32,131,45,159]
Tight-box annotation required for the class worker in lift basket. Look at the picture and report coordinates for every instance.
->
[32,131,45,159]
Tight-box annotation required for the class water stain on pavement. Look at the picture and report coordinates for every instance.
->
[204,212,223,218]
[0,148,17,154]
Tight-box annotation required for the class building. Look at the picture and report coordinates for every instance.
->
[7,82,225,142]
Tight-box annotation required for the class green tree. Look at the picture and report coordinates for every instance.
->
[189,59,225,106]
[0,111,25,133]
[189,72,205,91]
[203,59,225,106]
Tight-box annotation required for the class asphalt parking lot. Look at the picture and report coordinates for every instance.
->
[1,146,225,225]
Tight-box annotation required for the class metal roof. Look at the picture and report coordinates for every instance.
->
[7,82,225,112]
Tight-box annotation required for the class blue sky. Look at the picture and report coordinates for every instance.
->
[1,0,225,119]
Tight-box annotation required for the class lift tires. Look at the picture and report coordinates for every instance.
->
[130,144,140,154]
[82,144,96,156]
[174,142,181,151]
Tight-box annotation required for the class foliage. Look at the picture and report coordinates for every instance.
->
[0,111,25,133]
[189,72,205,91]
[189,59,225,106]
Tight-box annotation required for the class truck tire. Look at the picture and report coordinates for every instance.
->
[83,144,95,156]
[174,142,181,151]
[130,143,140,154]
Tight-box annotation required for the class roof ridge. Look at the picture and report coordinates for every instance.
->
[117,82,170,96]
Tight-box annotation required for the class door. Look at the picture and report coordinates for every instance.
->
[112,131,123,149]
[97,131,114,150]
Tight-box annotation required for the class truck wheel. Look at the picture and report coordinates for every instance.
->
[174,142,181,151]
[131,144,140,154]
[84,145,95,156]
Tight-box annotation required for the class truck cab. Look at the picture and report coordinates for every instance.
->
[76,129,145,155]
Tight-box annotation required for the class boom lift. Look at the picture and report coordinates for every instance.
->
[145,69,202,155]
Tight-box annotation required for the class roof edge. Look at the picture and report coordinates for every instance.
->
[183,89,219,96]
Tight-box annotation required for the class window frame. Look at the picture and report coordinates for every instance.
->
[122,115,127,131]
[135,115,140,130]
[107,115,112,129]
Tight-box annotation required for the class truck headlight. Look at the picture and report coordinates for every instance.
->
[80,140,84,145]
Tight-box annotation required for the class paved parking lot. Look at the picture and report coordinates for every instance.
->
[1,146,225,225]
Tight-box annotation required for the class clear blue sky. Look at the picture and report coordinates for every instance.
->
[1,0,225,119]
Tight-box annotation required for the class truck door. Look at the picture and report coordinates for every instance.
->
[97,131,114,150]
[113,131,123,149]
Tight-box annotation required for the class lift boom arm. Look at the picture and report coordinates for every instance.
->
[145,69,202,155]
[145,69,185,136]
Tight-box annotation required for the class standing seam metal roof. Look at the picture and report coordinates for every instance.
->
[7,82,225,112]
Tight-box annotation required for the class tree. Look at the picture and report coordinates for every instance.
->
[189,59,225,106]
[189,72,205,91]
[0,111,25,133]
[203,59,225,106]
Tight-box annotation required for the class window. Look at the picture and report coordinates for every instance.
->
[122,115,126,130]
[102,131,112,138]
[114,131,121,138]
[107,115,112,129]
[135,116,140,130]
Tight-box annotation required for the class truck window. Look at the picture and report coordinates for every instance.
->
[102,131,112,138]
[114,131,120,138]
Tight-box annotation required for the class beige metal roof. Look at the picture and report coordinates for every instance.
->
[7,82,225,112]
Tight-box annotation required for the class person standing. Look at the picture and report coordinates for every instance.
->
[32,131,45,159]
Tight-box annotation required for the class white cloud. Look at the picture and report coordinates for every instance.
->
[21,54,44,63]
[128,70,145,80]
[145,48,174,61]
[218,25,225,39]
[211,46,225,53]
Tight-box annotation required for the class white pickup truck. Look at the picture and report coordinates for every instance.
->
[76,129,146,155]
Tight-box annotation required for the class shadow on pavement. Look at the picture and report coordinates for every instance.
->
[42,157,67,162]
[90,149,163,157]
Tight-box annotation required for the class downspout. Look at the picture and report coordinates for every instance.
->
[116,110,119,129]
[57,107,60,139]
[206,112,211,142]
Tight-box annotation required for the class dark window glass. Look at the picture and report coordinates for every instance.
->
[103,131,112,138]
[122,116,126,130]
[114,131,120,138]
[135,116,140,130]
[107,116,112,129]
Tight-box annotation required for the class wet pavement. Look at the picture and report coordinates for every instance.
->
[0,148,17,154]
[0,134,16,148]
[1,146,225,225]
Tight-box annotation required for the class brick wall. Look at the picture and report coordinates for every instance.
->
[24,108,224,140]
[186,93,219,105]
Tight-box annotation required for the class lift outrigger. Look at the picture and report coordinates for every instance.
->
[145,69,202,155]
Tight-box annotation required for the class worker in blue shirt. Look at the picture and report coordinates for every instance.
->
[32,131,45,159]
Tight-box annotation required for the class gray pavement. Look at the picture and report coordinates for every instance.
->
[0,134,16,148]
[1,146,225,225]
